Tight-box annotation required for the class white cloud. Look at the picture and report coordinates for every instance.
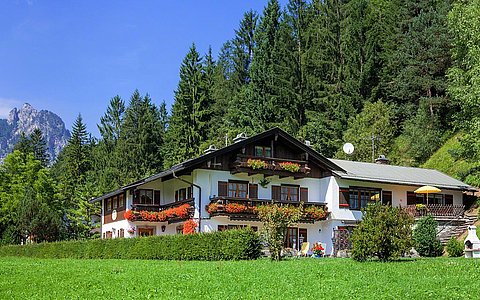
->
[0,98,23,119]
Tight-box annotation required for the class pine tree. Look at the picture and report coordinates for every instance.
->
[231,10,258,90]
[98,95,125,147]
[248,0,282,131]
[64,114,91,185]
[30,128,50,167]
[118,90,164,181]
[163,44,208,167]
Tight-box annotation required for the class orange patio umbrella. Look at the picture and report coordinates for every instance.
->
[414,186,441,205]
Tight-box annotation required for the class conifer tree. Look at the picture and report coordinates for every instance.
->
[118,90,164,181]
[248,0,282,131]
[30,128,50,167]
[163,44,208,167]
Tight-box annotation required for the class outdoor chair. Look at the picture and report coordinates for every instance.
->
[298,242,310,257]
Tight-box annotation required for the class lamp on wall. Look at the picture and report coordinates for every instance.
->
[161,225,166,232]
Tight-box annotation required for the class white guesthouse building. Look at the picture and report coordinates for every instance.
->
[91,128,475,256]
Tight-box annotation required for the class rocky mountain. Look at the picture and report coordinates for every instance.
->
[0,103,70,162]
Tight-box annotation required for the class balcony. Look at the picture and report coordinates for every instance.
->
[405,204,465,219]
[127,198,195,223]
[232,155,310,178]
[206,196,328,223]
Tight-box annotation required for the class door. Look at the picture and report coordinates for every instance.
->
[298,228,308,248]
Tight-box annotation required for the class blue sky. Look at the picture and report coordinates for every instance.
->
[0,0,285,136]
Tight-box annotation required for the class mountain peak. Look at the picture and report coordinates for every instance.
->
[0,103,70,162]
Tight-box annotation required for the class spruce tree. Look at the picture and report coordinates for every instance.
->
[163,44,207,167]
[118,90,164,181]
[248,0,282,131]
[30,128,50,167]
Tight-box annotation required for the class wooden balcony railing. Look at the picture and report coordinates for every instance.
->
[405,204,465,218]
[206,196,328,223]
[128,198,195,223]
[233,155,310,177]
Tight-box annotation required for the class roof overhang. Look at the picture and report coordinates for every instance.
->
[333,171,477,192]
[90,127,345,203]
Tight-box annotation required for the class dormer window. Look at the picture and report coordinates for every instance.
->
[255,146,271,157]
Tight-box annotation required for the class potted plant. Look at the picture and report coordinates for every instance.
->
[312,243,325,258]
[279,162,301,173]
[247,158,268,170]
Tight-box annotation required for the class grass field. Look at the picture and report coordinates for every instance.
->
[0,257,479,299]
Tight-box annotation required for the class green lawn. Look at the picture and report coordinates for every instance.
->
[0,257,479,299]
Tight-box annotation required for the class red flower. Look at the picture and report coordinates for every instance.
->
[183,219,197,235]
[124,210,135,221]
[225,203,248,213]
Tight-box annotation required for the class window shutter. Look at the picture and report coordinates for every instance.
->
[300,187,308,202]
[339,188,349,208]
[218,181,228,197]
[154,190,160,205]
[445,194,453,205]
[187,186,193,199]
[175,190,179,202]
[249,184,258,199]
[272,185,281,201]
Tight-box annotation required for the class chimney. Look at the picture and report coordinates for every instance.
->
[204,145,217,154]
[375,155,389,165]
[233,132,248,143]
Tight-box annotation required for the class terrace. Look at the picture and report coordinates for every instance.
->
[404,204,465,219]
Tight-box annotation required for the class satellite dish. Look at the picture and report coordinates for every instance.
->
[343,143,354,155]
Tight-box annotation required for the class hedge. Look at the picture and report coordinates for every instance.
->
[0,229,261,261]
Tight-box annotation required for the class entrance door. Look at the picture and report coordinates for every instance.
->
[285,228,308,250]
[298,228,308,247]
[138,227,154,237]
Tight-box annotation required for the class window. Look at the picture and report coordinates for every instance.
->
[105,231,112,239]
[118,194,125,208]
[228,181,248,198]
[285,228,307,250]
[118,228,124,238]
[255,146,272,157]
[134,189,153,205]
[106,198,112,212]
[407,192,450,205]
[339,188,349,208]
[138,227,154,237]
[281,185,299,201]
[445,194,453,205]
[382,191,392,205]
[113,195,118,209]
[175,187,192,202]
[348,187,380,210]
[134,189,160,205]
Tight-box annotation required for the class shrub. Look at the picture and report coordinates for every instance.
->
[351,202,414,262]
[0,229,261,261]
[257,203,303,261]
[446,237,463,257]
[413,215,443,257]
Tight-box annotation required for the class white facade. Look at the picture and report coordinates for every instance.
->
[100,166,466,256]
